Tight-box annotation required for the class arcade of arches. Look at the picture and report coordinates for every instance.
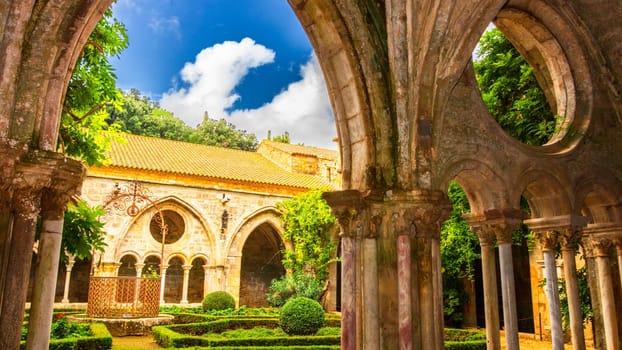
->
[1,1,621,350]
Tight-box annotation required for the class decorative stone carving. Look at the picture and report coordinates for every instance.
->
[592,238,614,258]
[535,230,558,252]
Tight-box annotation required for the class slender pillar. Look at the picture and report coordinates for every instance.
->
[26,190,71,350]
[473,227,501,350]
[614,239,622,296]
[363,235,380,349]
[560,229,586,350]
[160,264,169,303]
[592,238,620,350]
[181,264,192,304]
[203,265,211,297]
[397,233,412,350]
[535,230,564,350]
[496,226,520,350]
[341,234,357,350]
[135,263,145,277]
[0,189,43,350]
[61,256,76,303]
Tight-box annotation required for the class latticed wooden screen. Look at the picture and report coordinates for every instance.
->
[87,276,161,318]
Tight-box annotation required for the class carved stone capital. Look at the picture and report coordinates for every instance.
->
[534,230,558,252]
[559,228,582,252]
[322,190,366,238]
[613,239,622,255]
[465,208,523,245]
[591,237,614,257]
[384,189,452,240]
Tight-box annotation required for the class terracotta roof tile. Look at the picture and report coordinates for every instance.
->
[259,139,339,159]
[101,134,332,189]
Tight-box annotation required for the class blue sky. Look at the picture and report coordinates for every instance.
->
[111,0,337,149]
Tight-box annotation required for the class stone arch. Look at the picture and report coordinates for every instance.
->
[574,169,622,224]
[118,253,139,277]
[514,168,573,218]
[164,254,187,303]
[113,196,216,266]
[226,207,286,307]
[438,158,512,214]
[188,255,208,303]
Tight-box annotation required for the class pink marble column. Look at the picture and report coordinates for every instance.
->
[397,234,412,350]
[341,235,356,350]
[495,225,520,350]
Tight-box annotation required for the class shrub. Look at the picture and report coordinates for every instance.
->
[267,271,323,307]
[280,297,325,336]
[202,291,235,312]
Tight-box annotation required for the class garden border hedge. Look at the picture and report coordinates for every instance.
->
[152,317,340,348]
[20,323,112,350]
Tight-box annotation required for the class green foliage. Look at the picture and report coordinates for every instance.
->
[61,202,107,263]
[202,291,236,312]
[276,189,337,284]
[50,314,90,340]
[558,264,593,331]
[188,113,259,151]
[440,182,479,325]
[474,28,556,146]
[444,328,487,341]
[279,297,325,336]
[107,89,193,141]
[271,131,291,143]
[267,270,323,307]
[59,9,128,166]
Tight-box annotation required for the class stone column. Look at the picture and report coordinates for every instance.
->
[535,230,564,350]
[181,264,192,304]
[466,218,500,350]
[592,237,620,350]
[560,229,586,350]
[495,218,521,350]
[160,264,169,303]
[614,239,622,297]
[323,190,365,350]
[26,189,73,350]
[61,256,76,303]
[135,263,145,277]
[203,265,211,296]
[0,189,43,349]
[467,209,522,350]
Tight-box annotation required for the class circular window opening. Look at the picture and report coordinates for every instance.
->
[150,210,185,244]
[474,27,557,146]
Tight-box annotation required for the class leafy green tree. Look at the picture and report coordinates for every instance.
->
[188,113,258,151]
[474,28,556,146]
[271,131,291,144]
[59,9,128,166]
[268,190,337,306]
[440,181,480,325]
[107,89,193,141]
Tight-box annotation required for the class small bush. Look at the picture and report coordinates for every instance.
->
[202,291,235,312]
[280,297,325,336]
[267,271,323,307]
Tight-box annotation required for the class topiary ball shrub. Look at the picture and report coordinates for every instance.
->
[279,296,325,335]
[202,291,235,312]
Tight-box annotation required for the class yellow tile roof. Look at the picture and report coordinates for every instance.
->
[259,139,339,159]
[100,134,332,189]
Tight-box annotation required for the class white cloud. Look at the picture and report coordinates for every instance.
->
[160,38,336,149]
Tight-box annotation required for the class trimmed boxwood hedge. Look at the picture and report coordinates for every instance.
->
[20,323,112,350]
[152,317,340,348]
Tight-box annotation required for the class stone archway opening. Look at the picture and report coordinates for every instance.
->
[164,256,184,303]
[118,254,138,277]
[239,223,285,307]
[188,257,207,303]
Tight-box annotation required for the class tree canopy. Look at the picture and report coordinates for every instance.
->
[59,8,128,166]
[474,27,556,146]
